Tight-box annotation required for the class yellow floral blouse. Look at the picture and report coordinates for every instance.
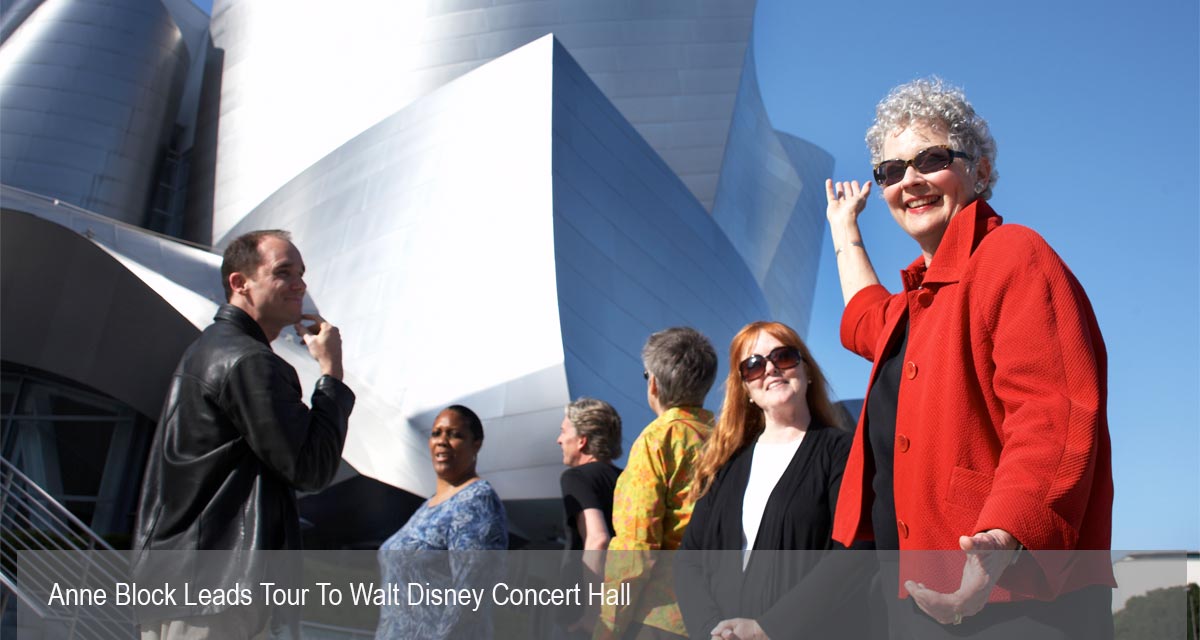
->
[595,406,714,639]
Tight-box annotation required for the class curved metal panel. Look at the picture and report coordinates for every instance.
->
[0,207,199,419]
[550,37,770,439]
[203,0,756,243]
[217,37,769,508]
[223,36,564,501]
[0,0,189,225]
[710,39,833,336]
[0,0,45,44]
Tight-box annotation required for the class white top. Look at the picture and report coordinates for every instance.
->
[741,435,804,568]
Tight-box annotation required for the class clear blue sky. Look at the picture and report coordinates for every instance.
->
[753,0,1199,551]
[186,0,1198,551]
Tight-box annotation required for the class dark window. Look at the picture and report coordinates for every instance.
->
[1,363,153,539]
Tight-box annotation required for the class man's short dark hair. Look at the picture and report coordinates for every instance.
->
[642,327,717,408]
[221,230,292,301]
[566,397,622,461]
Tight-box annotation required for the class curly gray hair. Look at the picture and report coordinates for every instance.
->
[865,77,998,200]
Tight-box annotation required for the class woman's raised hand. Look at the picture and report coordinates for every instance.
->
[825,179,881,305]
[825,179,871,229]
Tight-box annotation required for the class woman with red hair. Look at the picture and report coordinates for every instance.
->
[675,321,868,640]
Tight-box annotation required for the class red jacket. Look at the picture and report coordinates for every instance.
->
[832,200,1114,600]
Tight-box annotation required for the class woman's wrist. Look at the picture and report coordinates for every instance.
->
[831,225,865,248]
[835,241,866,256]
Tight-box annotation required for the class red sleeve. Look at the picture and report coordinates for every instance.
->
[840,284,895,362]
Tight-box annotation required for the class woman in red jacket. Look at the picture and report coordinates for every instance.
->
[826,77,1113,638]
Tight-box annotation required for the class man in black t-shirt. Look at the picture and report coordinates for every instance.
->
[555,397,623,636]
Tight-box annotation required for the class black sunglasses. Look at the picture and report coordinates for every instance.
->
[873,145,972,187]
[738,346,802,382]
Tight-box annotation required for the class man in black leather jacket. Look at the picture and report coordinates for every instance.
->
[133,230,354,639]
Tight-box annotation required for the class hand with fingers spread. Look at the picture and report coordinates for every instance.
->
[904,528,1021,626]
[824,178,881,304]
[710,617,768,640]
[294,313,344,379]
[825,178,871,230]
[825,178,872,255]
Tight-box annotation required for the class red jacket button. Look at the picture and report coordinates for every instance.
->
[905,361,917,379]
[897,434,910,452]
[917,290,933,307]
[898,520,909,539]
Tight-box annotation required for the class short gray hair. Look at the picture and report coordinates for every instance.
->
[642,327,717,409]
[566,397,622,461]
[865,77,998,200]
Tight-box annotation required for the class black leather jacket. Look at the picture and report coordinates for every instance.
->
[132,305,354,617]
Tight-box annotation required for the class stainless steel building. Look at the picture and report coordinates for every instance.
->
[0,0,191,225]
[1,0,833,546]
[198,0,759,243]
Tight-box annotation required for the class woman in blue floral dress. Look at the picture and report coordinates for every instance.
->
[376,405,508,639]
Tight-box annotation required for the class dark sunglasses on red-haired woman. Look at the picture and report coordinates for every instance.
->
[739,346,802,382]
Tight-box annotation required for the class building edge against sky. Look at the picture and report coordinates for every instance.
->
[0,0,830,546]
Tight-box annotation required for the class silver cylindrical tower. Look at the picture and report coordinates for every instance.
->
[0,0,189,224]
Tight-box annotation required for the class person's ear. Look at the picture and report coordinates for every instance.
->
[974,156,992,192]
[229,272,248,297]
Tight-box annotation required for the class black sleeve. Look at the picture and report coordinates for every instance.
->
[675,472,724,639]
[559,467,595,521]
[222,352,355,492]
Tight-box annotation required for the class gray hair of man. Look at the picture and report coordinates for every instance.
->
[565,397,623,462]
[865,76,999,201]
[642,327,718,409]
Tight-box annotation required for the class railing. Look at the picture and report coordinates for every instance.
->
[1,457,375,639]
[0,456,135,639]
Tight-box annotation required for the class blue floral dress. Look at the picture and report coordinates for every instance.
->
[375,480,508,639]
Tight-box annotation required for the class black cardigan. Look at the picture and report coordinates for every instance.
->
[674,424,872,639]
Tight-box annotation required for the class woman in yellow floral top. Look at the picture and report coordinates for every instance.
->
[595,327,718,640]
